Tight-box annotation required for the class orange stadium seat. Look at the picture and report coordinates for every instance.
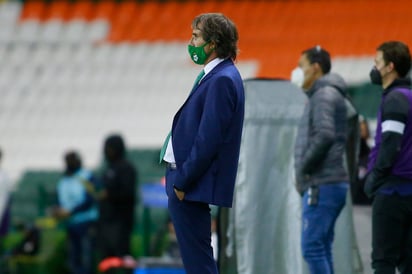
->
[129,1,161,41]
[169,1,202,41]
[15,0,412,77]
[155,1,181,41]
[19,0,46,21]
[106,24,124,43]
[115,0,137,25]
[43,0,70,21]
[93,0,115,21]
[106,0,138,42]
[68,0,94,21]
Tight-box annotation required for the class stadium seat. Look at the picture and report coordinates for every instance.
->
[30,44,52,67]
[61,21,86,44]
[69,0,94,21]
[43,0,70,21]
[51,43,73,65]
[0,1,21,24]
[93,0,115,21]
[0,24,15,44]
[38,20,64,44]
[85,20,109,43]
[19,0,45,21]
[7,44,32,68]
[15,20,40,44]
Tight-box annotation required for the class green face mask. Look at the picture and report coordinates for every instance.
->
[188,42,211,65]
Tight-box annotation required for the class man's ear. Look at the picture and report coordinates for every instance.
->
[313,62,323,75]
[387,62,395,73]
[209,41,216,50]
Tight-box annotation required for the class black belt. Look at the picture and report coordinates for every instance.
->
[167,163,177,170]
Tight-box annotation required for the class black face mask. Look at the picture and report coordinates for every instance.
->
[65,164,80,175]
[369,66,382,85]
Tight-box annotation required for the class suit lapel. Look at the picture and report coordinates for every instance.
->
[172,59,233,129]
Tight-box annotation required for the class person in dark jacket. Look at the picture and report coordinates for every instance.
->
[291,46,352,274]
[98,134,137,274]
[364,41,412,274]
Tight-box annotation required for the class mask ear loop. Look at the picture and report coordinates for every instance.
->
[202,41,210,48]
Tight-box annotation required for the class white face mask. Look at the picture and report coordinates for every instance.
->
[290,67,304,88]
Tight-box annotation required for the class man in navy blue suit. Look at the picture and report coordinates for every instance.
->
[160,13,245,274]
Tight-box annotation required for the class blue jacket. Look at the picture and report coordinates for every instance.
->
[57,169,98,225]
[166,59,245,207]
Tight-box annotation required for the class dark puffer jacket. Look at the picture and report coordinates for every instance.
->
[294,73,349,194]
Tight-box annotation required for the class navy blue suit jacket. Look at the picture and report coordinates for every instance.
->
[166,59,245,207]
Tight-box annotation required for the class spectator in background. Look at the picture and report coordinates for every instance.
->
[6,222,40,257]
[0,222,40,274]
[0,149,12,253]
[162,217,181,261]
[364,41,412,274]
[351,116,372,205]
[97,134,137,274]
[292,46,351,274]
[53,151,98,274]
[160,215,217,262]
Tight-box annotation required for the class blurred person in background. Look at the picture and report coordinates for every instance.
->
[292,46,351,274]
[159,13,245,274]
[97,134,137,274]
[0,149,12,254]
[161,217,181,261]
[351,116,372,205]
[53,150,98,274]
[364,41,412,274]
[3,222,40,257]
[0,222,40,274]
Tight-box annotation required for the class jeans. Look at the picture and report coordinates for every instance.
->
[301,182,348,274]
[67,221,96,274]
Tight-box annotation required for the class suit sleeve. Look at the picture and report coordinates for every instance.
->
[173,75,238,191]
[300,88,336,175]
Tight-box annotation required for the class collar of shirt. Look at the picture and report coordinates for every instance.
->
[203,58,225,77]
[384,78,412,95]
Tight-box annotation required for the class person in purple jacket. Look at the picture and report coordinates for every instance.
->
[364,41,412,274]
